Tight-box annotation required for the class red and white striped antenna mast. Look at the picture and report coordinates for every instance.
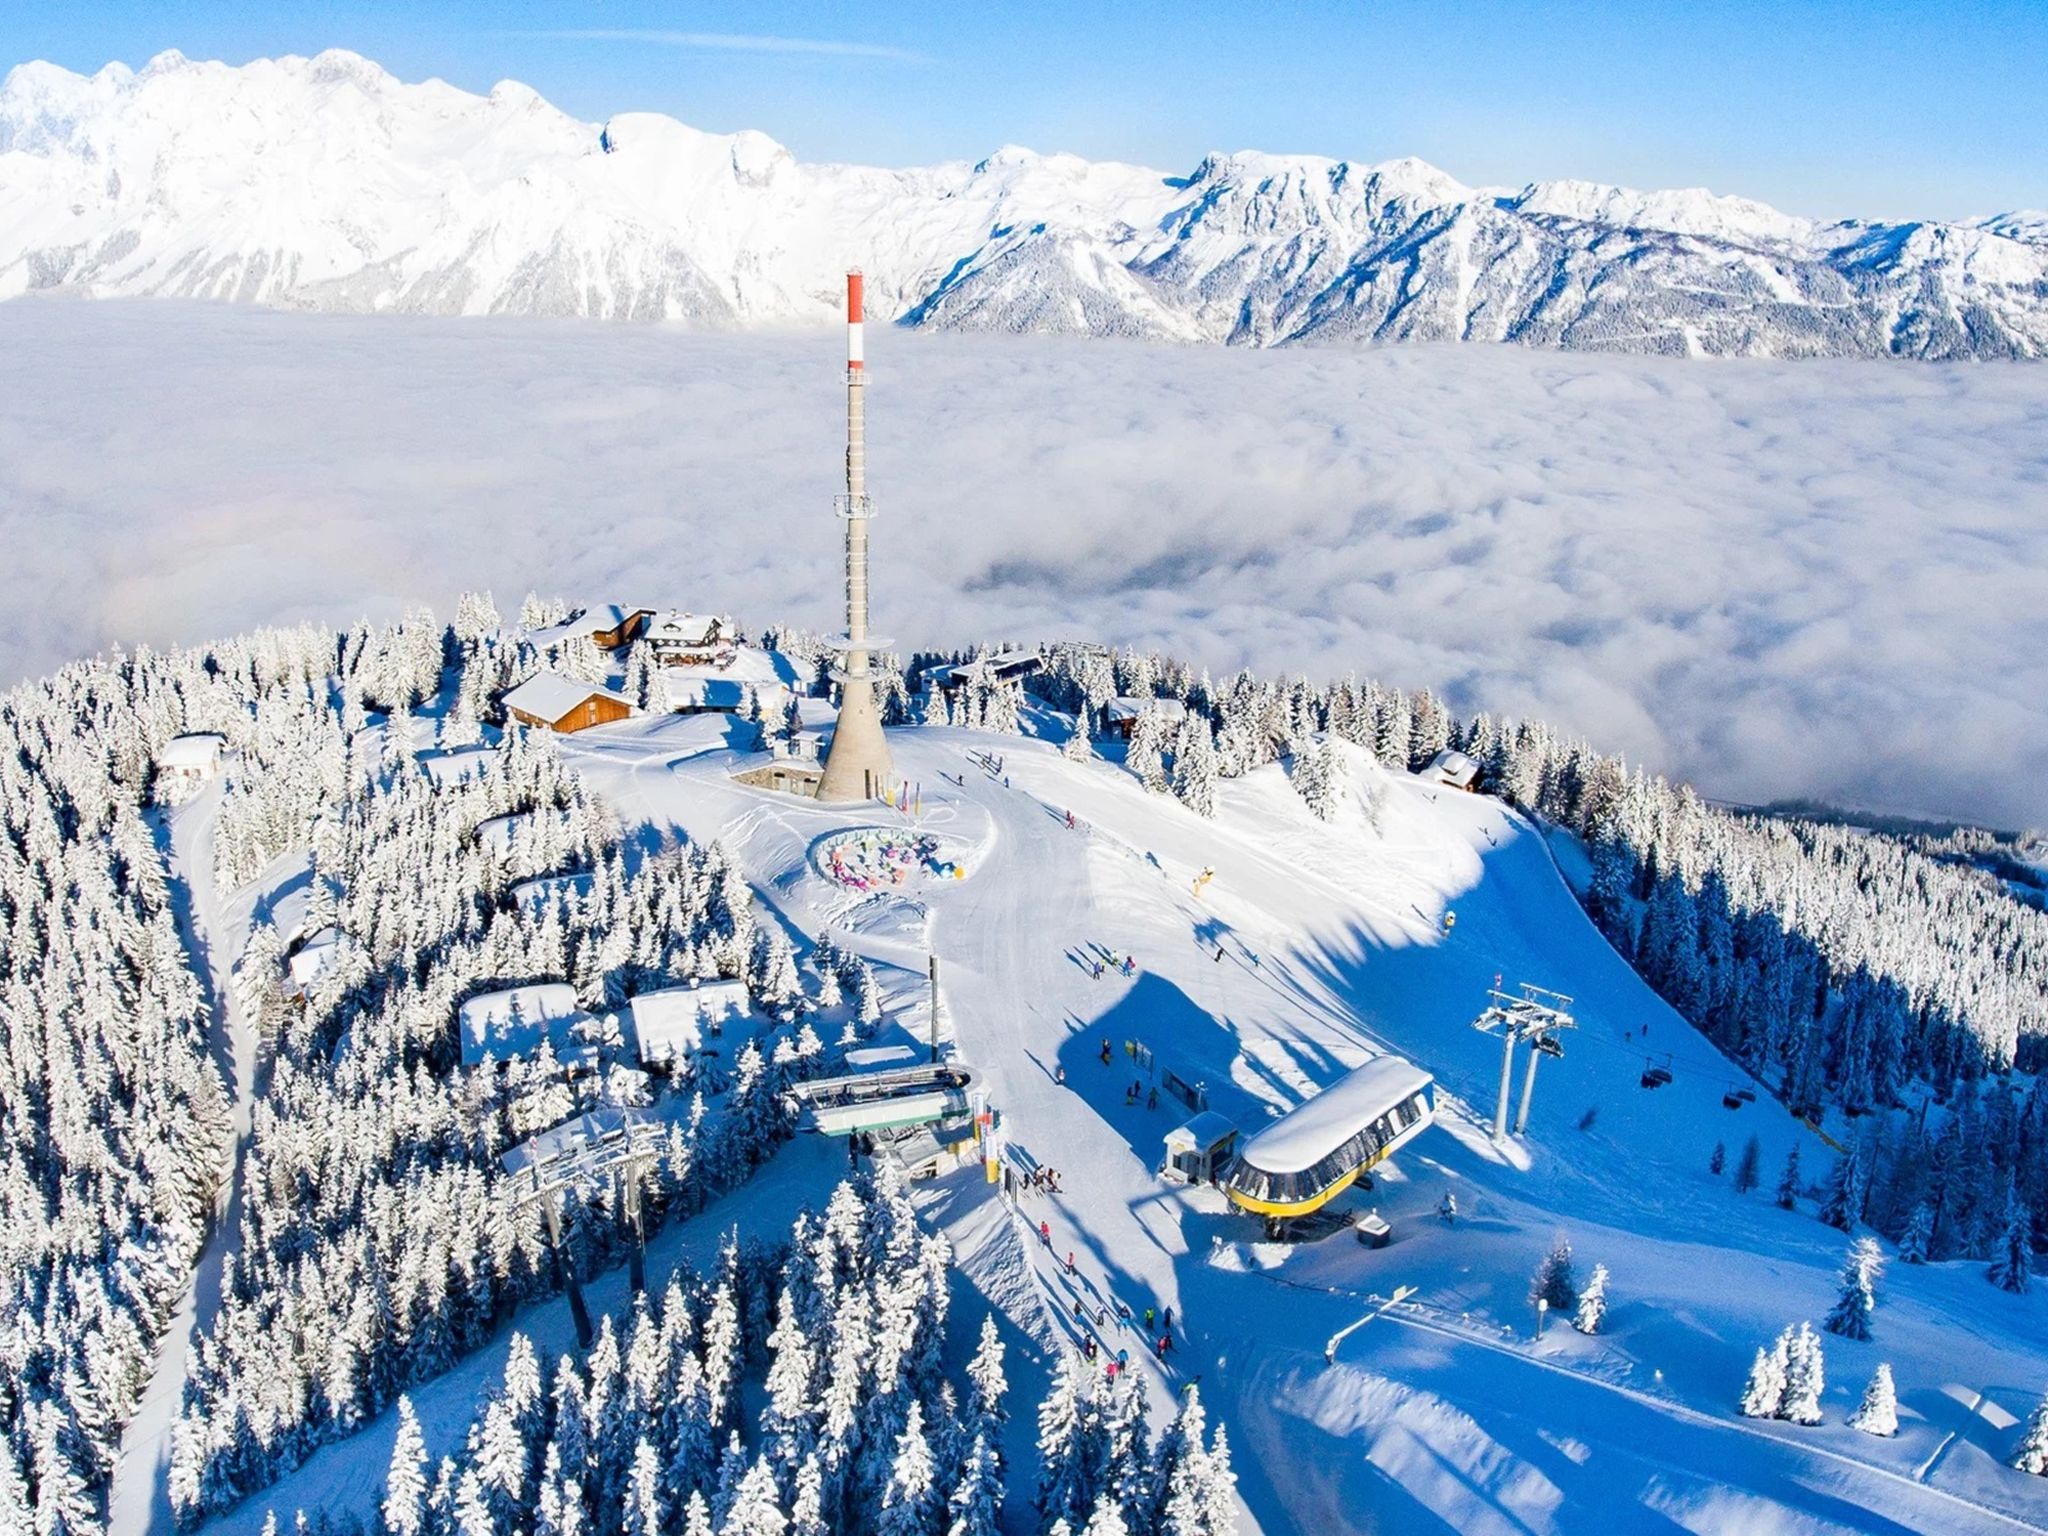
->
[816,268,895,802]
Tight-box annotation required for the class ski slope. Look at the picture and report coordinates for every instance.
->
[551,713,2048,1535]
[110,785,266,1536]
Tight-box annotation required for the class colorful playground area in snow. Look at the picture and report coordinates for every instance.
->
[814,826,970,891]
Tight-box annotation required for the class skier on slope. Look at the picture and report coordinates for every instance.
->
[1040,1220,1051,1246]
[1438,1191,1457,1225]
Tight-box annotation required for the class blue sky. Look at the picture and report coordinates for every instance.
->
[4,1,2043,221]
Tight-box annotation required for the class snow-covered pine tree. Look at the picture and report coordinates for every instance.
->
[1148,1385,1208,1534]
[1739,1333,1790,1419]
[1573,1264,1608,1335]
[1847,1364,1898,1437]
[986,682,1024,736]
[1897,1201,1934,1265]
[1987,1178,2034,1294]
[1196,1425,1236,1536]
[1171,717,1220,819]
[1082,1497,1130,1536]
[945,1431,1003,1536]
[2014,1392,2048,1476]
[789,1455,830,1536]
[1295,737,1342,822]
[1781,1322,1826,1425]
[965,1314,1009,1460]
[876,1400,940,1536]
[1529,1237,1579,1312]
[1824,1237,1883,1340]
[761,1292,817,1488]
[384,1397,430,1536]
[922,687,950,727]
[623,1438,668,1536]
[1034,1357,1092,1534]
[751,928,804,1021]
[1776,1145,1802,1210]
[1098,1371,1152,1535]
[626,644,659,713]
[1064,709,1094,763]
[1734,1136,1762,1195]
[1818,1145,1866,1231]
[1126,708,1169,795]
[455,590,502,645]
[1710,1141,1726,1176]
[723,1456,789,1536]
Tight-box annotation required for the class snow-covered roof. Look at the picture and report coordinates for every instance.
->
[645,610,733,648]
[842,1024,931,1073]
[528,604,651,644]
[157,732,226,770]
[629,979,751,1066]
[501,1104,657,1177]
[288,926,340,988]
[457,981,591,1066]
[1163,1110,1239,1153]
[417,745,500,786]
[1429,748,1479,787]
[938,652,1041,688]
[1105,696,1188,724]
[1237,1057,1433,1174]
[579,603,649,631]
[662,646,801,711]
[502,671,634,724]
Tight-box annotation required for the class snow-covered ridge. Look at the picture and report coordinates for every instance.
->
[3,47,2046,358]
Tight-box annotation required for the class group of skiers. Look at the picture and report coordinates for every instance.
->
[1025,1164,1065,1194]
[1089,953,1138,981]
[1037,1219,1182,1378]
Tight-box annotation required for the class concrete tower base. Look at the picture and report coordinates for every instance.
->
[816,676,893,802]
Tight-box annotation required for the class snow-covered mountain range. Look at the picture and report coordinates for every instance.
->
[4,48,2045,359]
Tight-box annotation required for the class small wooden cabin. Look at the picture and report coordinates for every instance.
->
[586,605,654,650]
[501,672,636,734]
[1428,748,1480,791]
[1103,696,1188,742]
[157,731,227,784]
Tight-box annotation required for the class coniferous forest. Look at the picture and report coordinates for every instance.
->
[2,608,2043,1531]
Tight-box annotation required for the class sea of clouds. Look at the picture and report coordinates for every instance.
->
[2,298,2042,829]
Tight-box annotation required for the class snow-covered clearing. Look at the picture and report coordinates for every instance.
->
[502,713,2048,1535]
[111,784,284,1535]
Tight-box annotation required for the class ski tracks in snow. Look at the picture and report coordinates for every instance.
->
[110,786,263,1536]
